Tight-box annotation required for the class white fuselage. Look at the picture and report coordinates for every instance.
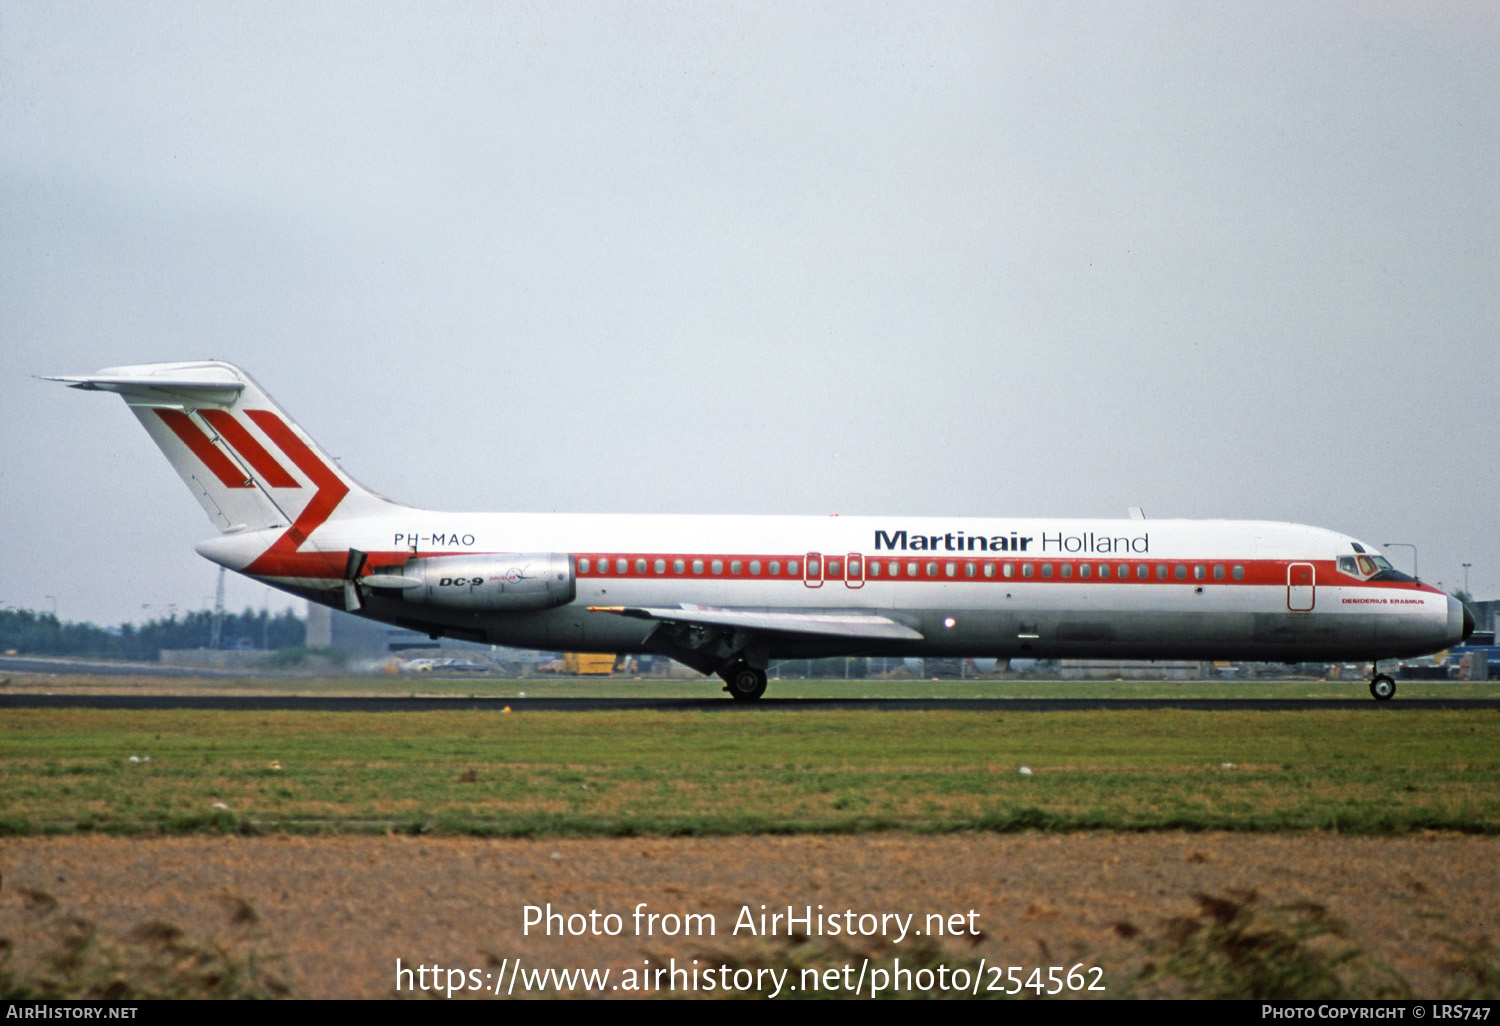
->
[198,511,1465,663]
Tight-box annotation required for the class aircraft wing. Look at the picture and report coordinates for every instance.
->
[588,604,925,641]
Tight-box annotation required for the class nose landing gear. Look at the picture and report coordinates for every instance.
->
[1369,673,1396,701]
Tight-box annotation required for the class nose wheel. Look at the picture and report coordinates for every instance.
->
[1369,674,1396,701]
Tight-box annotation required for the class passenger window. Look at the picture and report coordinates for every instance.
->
[1156,564,1168,580]
[636,559,647,574]
[1174,565,1186,580]
[750,560,761,575]
[807,557,820,577]
[579,558,591,574]
[926,562,939,577]
[1213,565,1225,581]
[788,560,799,576]
[828,559,841,576]
[849,557,861,576]
[674,558,685,574]
[617,558,628,574]
[1136,564,1149,579]
[1061,563,1073,579]
[1233,565,1245,580]
[1098,564,1109,579]
[1022,563,1035,578]
[984,562,995,578]
[888,561,899,576]
[654,559,666,574]
[869,560,880,577]
[907,562,918,577]
[1041,563,1053,578]
[711,559,724,574]
[1003,563,1014,578]
[1080,563,1091,579]
[731,560,742,575]
[770,560,781,576]
[693,559,704,575]
[1194,565,1205,580]
[945,562,956,577]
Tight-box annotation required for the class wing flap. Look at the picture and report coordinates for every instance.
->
[589,604,924,641]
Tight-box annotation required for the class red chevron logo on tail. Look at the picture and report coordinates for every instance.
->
[152,407,348,578]
[242,409,350,577]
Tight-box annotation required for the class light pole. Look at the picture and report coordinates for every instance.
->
[1383,542,1418,581]
[1462,563,1472,594]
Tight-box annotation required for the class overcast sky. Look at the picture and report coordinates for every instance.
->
[3,2,1496,626]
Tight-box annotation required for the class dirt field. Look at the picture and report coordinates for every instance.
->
[2,832,1496,998]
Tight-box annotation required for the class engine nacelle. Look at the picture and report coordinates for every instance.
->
[383,553,575,611]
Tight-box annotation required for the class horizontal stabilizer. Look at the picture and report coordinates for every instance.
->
[43,368,246,410]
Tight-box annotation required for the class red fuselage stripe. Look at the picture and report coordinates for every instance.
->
[249,548,1437,599]
[572,554,1434,591]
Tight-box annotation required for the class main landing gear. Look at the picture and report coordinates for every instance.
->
[1369,673,1396,702]
[720,661,768,702]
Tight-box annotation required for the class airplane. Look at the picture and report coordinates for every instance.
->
[50,360,1473,701]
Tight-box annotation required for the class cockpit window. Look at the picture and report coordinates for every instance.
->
[1355,554,1416,583]
[1338,554,1403,580]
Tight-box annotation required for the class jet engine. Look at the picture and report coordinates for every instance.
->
[366,553,575,611]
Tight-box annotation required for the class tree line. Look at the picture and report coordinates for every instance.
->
[0,607,306,661]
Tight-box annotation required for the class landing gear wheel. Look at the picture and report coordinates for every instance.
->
[721,663,768,702]
[1370,674,1396,701]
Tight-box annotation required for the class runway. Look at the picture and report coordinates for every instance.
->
[0,654,282,678]
[3,694,1498,712]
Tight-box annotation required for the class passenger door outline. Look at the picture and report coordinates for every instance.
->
[1287,562,1315,611]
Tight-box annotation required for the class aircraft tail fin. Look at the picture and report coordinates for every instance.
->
[48,361,399,537]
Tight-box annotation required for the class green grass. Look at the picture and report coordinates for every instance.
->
[2,705,1498,836]
[27,672,1500,701]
